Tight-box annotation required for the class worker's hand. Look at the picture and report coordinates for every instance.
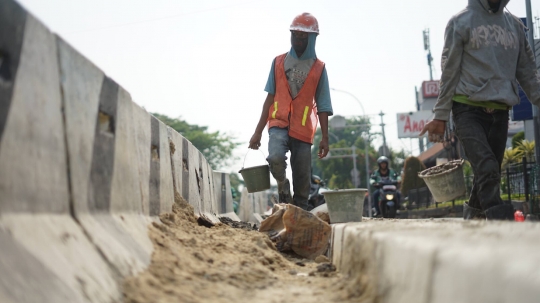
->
[248,133,262,150]
[419,119,446,143]
[318,137,329,159]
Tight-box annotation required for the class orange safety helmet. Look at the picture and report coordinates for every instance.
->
[290,13,319,34]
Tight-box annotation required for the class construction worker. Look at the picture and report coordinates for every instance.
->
[248,13,333,210]
[370,156,401,216]
[420,0,540,220]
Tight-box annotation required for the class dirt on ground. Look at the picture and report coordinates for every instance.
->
[122,197,375,303]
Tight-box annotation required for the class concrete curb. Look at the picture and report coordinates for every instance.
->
[331,220,540,303]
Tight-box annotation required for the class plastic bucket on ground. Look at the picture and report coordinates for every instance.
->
[322,189,367,223]
[418,159,466,202]
[239,150,270,193]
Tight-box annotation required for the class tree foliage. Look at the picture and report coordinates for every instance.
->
[511,131,525,149]
[229,172,244,201]
[153,113,240,170]
[516,140,535,162]
[311,116,408,190]
[502,148,521,169]
[400,156,426,197]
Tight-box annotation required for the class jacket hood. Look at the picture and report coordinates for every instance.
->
[468,0,510,14]
[288,32,317,60]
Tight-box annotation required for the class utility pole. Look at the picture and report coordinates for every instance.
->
[423,28,434,81]
[379,111,388,157]
[526,0,540,165]
[416,86,425,153]
[351,146,358,188]
[364,133,372,217]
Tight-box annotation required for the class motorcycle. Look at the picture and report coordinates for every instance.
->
[307,175,328,211]
[373,178,400,218]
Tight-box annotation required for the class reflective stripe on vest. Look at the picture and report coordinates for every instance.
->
[302,106,309,126]
[272,102,278,119]
[267,53,325,144]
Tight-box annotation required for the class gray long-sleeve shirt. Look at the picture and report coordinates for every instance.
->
[434,0,540,121]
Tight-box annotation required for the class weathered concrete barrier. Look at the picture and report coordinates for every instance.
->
[58,36,173,279]
[331,220,540,303]
[0,0,239,301]
[168,130,222,224]
[0,2,119,301]
[238,188,267,223]
[213,171,241,221]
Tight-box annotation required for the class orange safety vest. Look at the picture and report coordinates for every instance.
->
[267,53,325,144]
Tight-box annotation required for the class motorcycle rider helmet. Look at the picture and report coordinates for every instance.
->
[311,175,322,184]
[377,156,389,166]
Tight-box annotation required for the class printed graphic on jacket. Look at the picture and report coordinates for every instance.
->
[470,25,519,50]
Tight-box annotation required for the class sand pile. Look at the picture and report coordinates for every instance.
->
[123,198,375,303]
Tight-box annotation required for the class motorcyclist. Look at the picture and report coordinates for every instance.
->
[370,156,401,216]
[308,175,326,210]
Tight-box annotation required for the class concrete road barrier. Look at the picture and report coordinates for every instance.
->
[167,127,184,202]
[59,37,153,279]
[213,171,234,214]
[238,188,267,223]
[213,171,241,221]
[168,130,221,224]
[332,220,540,303]
[0,0,236,301]
[0,2,119,301]
[198,152,220,223]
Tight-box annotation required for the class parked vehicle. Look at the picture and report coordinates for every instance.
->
[308,175,328,211]
[373,178,400,218]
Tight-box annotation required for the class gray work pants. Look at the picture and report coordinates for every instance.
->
[267,127,311,210]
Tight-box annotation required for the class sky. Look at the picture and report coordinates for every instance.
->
[16,0,540,177]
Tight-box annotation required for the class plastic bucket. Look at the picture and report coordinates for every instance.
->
[418,159,466,202]
[322,189,367,223]
[239,150,270,193]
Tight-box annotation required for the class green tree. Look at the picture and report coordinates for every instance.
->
[511,131,525,149]
[311,116,372,189]
[310,116,407,190]
[229,172,244,201]
[153,113,240,170]
[400,156,426,197]
[516,140,535,162]
[502,147,521,169]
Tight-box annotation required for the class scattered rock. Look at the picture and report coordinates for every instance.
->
[316,263,336,273]
[219,216,258,231]
[197,216,215,228]
[314,255,330,263]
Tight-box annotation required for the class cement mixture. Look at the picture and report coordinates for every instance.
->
[123,198,375,303]
[419,159,464,176]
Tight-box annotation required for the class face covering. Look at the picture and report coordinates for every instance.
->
[290,31,308,57]
[488,0,501,12]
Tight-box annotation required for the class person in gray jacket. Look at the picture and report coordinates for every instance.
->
[420,0,540,220]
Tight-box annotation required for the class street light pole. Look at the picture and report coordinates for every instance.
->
[330,88,366,115]
[525,0,540,165]
[364,133,372,217]
[379,111,388,156]
[351,146,358,187]
[331,87,372,217]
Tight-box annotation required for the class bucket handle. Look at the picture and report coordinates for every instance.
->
[241,149,267,170]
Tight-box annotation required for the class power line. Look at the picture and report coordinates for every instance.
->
[66,0,263,34]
